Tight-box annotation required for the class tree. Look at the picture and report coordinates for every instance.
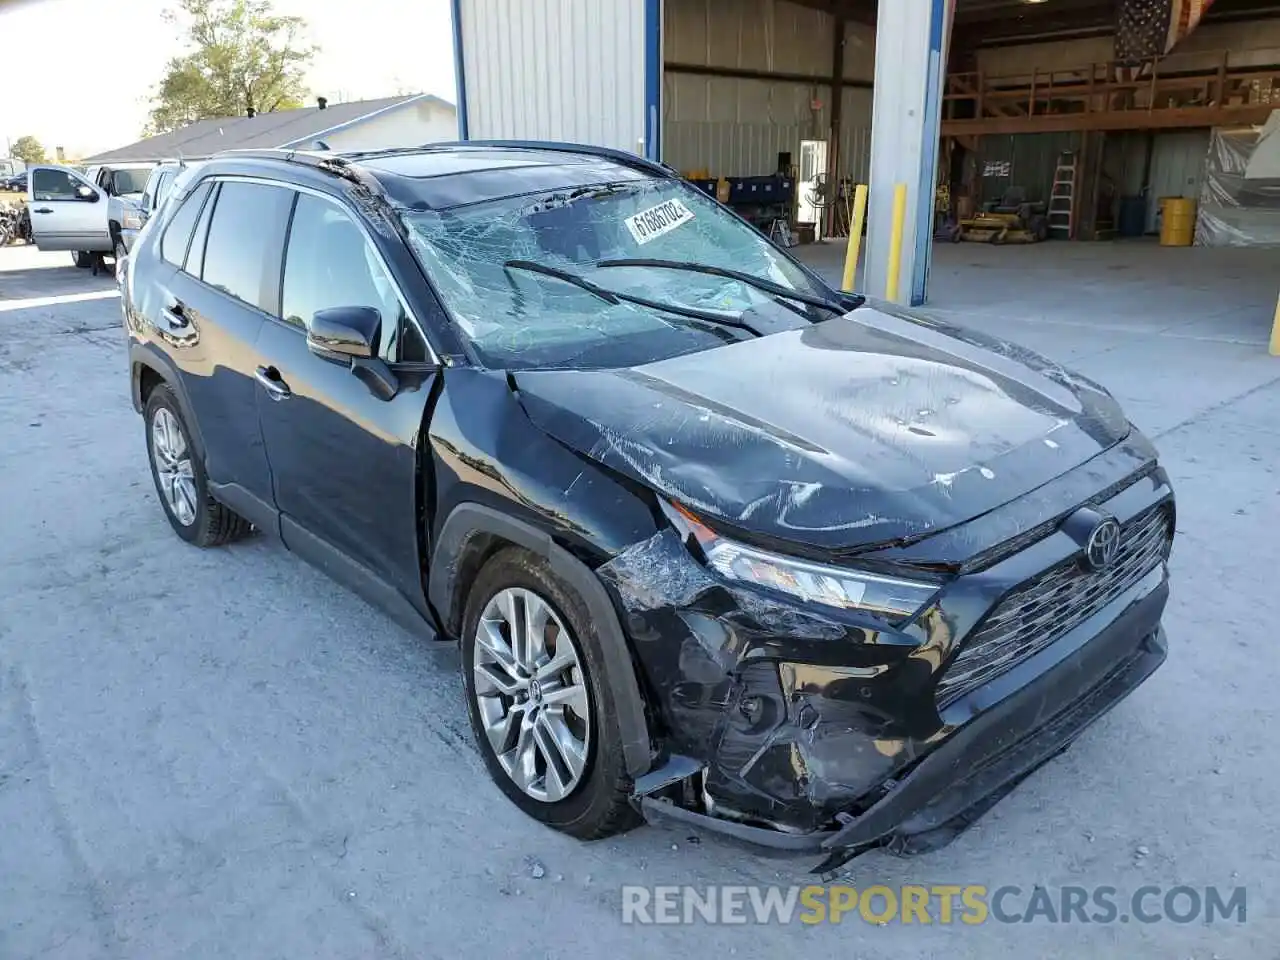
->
[147,0,316,134]
[10,136,46,164]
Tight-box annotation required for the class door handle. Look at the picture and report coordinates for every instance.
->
[255,365,292,401]
[161,306,189,331]
[32,207,53,214]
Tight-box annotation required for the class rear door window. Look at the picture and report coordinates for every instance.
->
[200,181,294,314]
[160,181,213,268]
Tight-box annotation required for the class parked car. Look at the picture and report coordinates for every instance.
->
[122,143,1174,871]
[120,160,198,253]
[25,160,155,266]
[3,171,27,192]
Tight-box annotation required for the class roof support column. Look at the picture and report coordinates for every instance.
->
[865,0,954,305]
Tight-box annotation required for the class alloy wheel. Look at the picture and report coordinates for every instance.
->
[150,407,197,526]
[471,587,591,802]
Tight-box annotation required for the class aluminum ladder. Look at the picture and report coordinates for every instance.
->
[1048,152,1078,240]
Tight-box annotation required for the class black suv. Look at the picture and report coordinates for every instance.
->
[123,143,1173,871]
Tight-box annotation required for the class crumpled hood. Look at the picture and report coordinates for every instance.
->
[513,307,1131,552]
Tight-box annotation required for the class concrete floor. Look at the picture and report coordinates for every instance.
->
[797,238,1280,437]
[2,242,1278,959]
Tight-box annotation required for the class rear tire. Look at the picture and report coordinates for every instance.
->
[72,250,92,268]
[461,547,641,840]
[143,384,252,547]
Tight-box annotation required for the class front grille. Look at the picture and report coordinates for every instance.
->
[935,504,1172,708]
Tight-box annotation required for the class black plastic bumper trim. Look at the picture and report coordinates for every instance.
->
[636,584,1167,870]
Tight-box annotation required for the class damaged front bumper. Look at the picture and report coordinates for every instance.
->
[640,613,1165,874]
[601,472,1173,872]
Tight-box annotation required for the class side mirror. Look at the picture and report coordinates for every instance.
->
[307,306,379,361]
[76,185,97,201]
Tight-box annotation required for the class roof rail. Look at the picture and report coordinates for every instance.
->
[216,147,350,167]
[211,147,390,200]
[343,139,677,179]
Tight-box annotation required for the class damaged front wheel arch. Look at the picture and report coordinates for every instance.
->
[428,503,655,778]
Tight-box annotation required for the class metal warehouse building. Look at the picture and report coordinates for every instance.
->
[451,0,948,304]
[450,0,1280,347]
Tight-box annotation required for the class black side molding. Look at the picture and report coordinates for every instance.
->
[429,503,653,777]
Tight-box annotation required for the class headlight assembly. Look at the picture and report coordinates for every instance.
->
[661,499,940,621]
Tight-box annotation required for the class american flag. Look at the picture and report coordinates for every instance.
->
[1116,0,1217,61]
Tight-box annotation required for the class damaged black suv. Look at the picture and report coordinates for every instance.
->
[123,142,1173,871]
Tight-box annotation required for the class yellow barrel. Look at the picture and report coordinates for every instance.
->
[1159,196,1197,246]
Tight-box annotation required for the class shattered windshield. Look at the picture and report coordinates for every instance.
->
[402,179,828,370]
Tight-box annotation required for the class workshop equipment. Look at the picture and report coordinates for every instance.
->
[933,182,961,242]
[957,185,1049,243]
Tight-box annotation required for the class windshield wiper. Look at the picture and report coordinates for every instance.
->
[595,258,855,315]
[504,260,621,304]
[503,259,763,337]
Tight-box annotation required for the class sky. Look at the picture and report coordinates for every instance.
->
[1,0,458,159]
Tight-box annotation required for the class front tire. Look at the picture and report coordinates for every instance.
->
[461,547,641,840]
[72,250,92,268]
[144,384,251,547]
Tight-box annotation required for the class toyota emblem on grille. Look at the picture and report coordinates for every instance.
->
[1083,517,1122,571]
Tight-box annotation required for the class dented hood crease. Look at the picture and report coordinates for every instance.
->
[513,308,1130,551]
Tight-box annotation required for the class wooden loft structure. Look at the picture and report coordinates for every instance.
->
[942,51,1280,137]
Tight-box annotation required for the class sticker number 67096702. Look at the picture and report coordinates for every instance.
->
[624,198,696,245]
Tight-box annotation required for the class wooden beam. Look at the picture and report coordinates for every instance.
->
[663,61,873,89]
[942,104,1275,136]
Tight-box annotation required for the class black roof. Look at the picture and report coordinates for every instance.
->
[198,142,674,211]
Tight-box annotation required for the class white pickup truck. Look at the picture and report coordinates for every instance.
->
[25,161,155,267]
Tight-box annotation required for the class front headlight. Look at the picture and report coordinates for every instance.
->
[661,500,940,621]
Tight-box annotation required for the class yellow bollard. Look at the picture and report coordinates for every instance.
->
[1271,290,1280,357]
[886,183,908,303]
[841,183,869,293]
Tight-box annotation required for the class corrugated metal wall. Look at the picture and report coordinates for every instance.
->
[976,132,1083,205]
[1145,130,1212,231]
[665,0,833,76]
[455,0,874,179]
[662,0,874,179]
[456,0,648,152]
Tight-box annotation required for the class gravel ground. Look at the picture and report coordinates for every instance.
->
[1,243,1277,958]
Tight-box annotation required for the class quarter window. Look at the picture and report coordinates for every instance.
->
[281,193,410,359]
[200,181,293,314]
[31,168,84,201]
[160,182,212,268]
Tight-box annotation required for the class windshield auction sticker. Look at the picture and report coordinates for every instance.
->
[625,198,695,245]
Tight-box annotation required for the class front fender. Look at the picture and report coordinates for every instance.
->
[429,502,653,777]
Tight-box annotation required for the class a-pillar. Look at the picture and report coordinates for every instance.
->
[864,0,954,306]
